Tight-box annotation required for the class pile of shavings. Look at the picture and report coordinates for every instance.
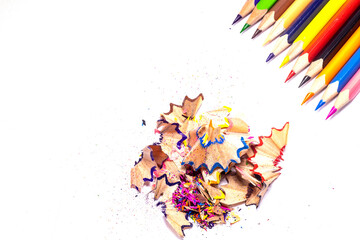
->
[130,94,289,237]
[171,175,231,230]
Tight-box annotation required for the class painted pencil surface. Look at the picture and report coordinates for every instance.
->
[266,0,328,62]
[301,26,360,105]
[233,0,261,25]
[281,0,347,68]
[316,48,360,110]
[241,0,278,33]
[264,0,312,45]
[252,0,295,39]
[327,68,360,119]
[286,0,360,82]
[300,12,360,87]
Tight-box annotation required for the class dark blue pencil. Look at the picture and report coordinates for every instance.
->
[266,0,329,62]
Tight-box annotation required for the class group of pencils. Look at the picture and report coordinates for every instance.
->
[233,0,360,119]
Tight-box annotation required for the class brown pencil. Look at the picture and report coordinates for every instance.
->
[252,0,295,39]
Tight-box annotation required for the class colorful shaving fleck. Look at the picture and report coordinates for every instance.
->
[226,211,241,225]
[171,175,231,229]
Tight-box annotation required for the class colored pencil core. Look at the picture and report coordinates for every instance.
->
[240,23,250,33]
[315,99,325,111]
[252,29,262,39]
[232,14,242,25]
[266,53,275,62]
[299,75,311,88]
[279,56,289,68]
[326,106,337,120]
[263,36,271,46]
[285,70,295,82]
[301,92,314,105]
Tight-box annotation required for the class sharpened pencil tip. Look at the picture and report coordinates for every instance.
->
[240,23,250,33]
[263,36,271,46]
[252,29,262,39]
[326,107,337,120]
[315,99,325,111]
[285,70,295,83]
[299,75,311,88]
[279,56,289,68]
[301,92,314,105]
[232,14,242,25]
[266,53,275,62]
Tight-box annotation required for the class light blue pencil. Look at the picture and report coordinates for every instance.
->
[315,47,360,110]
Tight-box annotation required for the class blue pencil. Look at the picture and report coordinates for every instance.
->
[266,0,329,62]
[315,47,360,110]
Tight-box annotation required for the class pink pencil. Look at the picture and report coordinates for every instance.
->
[327,68,360,119]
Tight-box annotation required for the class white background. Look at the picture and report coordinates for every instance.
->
[0,0,359,239]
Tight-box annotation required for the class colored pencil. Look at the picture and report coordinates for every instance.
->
[233,0,261,25]
[241,0,278,33]
[266,0,328,62]
[315,48,360,110]
[285,0,360,82]
[327,68,360,119]
[300,12,360,87]
[264,0,313,45]
[279,0,347,69]
[301,26,360,105]
[252,0,295,39]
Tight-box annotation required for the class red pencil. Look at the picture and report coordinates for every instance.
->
[285,0,360,82]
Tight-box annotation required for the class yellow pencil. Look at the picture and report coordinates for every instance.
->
[264,0,312,45]
[280,0,347,68]
[301,26,360,105]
